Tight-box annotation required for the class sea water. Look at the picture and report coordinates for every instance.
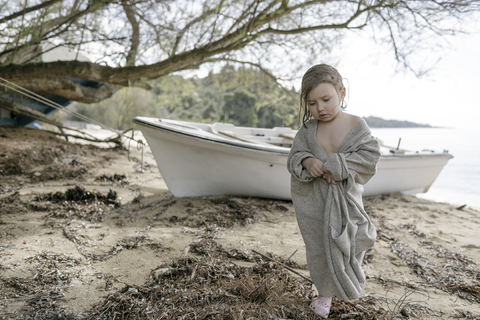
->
[370,127,480,209]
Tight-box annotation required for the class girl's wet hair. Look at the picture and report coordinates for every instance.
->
[300,64,345,127]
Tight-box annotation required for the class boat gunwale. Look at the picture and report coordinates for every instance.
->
[133,117,454,160]
[133,117,291,155]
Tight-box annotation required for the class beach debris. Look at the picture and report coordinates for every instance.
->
[453,310,480,319]
[96,173,128,183]
[30,186,121,222]
[365,199,480,305]
[85,255,390,320]
[456,204,467,210]
[132,193,145,204]
[189,233,253,261]
[61,227,166,262]
[38,185,118,206]
[0,252,81,318]
[251,249,312,283]
[384,284,437,319]
[143,196,286,229]
[248,249,298,298]
[0,191,47,214]
[0,127,122,183]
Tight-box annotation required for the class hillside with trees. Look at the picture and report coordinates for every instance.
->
[363,116,434,128]
[69,66,299,129]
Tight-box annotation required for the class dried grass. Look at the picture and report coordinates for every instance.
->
[85,256,390,320]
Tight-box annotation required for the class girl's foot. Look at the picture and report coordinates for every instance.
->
[309,296,331,319]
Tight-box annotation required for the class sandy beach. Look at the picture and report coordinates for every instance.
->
[0,127,479,319]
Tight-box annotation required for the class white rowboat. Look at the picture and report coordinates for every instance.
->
[133,117,453,200]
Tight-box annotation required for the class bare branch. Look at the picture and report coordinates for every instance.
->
[122,0,141,66]
[0,0,62,24]
[202,57,295,96]
[170,7,218,56]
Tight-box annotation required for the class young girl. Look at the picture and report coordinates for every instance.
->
[287,64,381,318]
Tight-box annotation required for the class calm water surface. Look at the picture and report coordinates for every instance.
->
[370,127,480,209]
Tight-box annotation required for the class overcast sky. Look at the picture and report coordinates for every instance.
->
[332,32,480,129]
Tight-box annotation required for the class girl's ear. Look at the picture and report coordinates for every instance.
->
[340,87,346,100]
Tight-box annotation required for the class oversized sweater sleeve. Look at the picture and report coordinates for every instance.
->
[287,126,315,182]
[323,123,381,185]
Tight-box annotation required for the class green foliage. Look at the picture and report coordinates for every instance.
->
[68,66,300,129]
[153,66,300,129]
[68,87,157,130]
[223,89,258,127]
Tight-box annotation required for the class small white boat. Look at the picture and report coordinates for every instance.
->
[132,117,453,200]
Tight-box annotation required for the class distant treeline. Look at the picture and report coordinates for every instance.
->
[68,67,432,130]
[363,116,433,128]
[68,66,299,130]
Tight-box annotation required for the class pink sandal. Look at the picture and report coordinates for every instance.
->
[309,296,331,319]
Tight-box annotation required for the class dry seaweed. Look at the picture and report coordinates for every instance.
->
[0,127,120,183]
[85,256,391,320]
[453,310,480,319]
[0,191,47,214]
[62,228,166,262]
[390,234,480,303]
[181,197,290,229]
[0,252,81,319]
[95,174,128,184]
[37,186,119,206]
[0,143,90,180]
[34,186,120,222]
[376,223,480,303]
[197,197,262,228]
[189,235,254,262]
[364,198,480,304]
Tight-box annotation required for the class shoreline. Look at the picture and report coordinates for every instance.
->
[417,192,480,212]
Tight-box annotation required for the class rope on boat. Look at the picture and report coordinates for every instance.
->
[0,76,147,164]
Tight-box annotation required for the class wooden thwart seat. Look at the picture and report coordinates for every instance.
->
[279,133,296,140]
[218,130,272,146]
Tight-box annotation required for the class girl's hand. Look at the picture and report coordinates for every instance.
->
[322,172,338,185]
[302,157,325,177]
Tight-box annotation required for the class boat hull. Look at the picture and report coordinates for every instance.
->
[133,117,452,199]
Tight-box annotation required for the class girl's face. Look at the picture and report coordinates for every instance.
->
[307,82,345,122]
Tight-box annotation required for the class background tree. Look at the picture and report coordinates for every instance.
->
[223,89,258,127]
[67,87,154,129]
[1,0,479,107]
[68,66,299,129]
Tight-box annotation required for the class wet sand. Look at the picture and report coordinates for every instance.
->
[0,127,479,319]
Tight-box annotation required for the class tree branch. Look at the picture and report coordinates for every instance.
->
[0,0,62,24]
[122,0,141,66]
[14,78,123,103]
[170,7,218,56]
[202,57,295,97]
